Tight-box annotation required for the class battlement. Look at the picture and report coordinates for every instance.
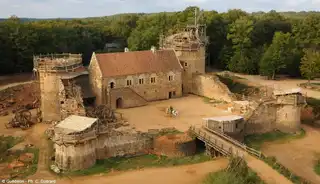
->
[33,53,83,73]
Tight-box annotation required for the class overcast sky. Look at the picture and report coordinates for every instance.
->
[1,0,320,18]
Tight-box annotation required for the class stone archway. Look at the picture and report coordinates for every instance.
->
[116,98,123,108]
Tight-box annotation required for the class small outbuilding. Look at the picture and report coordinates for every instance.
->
[203,115,245,142]
[54,115,99,171]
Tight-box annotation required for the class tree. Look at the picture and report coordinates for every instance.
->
[226,16,255,73]
[259,32,294,79]
[300,48,320,84]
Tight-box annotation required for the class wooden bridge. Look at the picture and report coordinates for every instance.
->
[189,126,261,158]
[190,126,294,184]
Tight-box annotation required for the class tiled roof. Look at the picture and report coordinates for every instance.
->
[95,49,182,77]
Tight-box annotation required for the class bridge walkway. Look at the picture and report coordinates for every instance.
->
[190,126,292,184]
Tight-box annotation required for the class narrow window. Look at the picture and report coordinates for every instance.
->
[151,77,156,83]
[139,78,144,84]
[184,63,188,67]
[169,76,173,81]
[126,80,132,86]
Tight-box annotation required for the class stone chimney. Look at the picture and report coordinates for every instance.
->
[151,46,156,53]
[124,47,129,52]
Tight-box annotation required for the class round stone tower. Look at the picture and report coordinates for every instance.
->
[33,53,85,122]
[273,88,306,133]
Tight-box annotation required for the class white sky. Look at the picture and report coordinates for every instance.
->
[0,0,319,18]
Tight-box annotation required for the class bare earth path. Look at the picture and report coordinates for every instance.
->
[54,159,228,184]
[246,155,292,184]
[262,125,320,184]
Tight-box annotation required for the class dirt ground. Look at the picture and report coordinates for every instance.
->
[0,73,33,87]
[56,159,228,184]
[232,73,320,99]
[1,72,319,184]
[262,125,320,184]
[117,95,233,132]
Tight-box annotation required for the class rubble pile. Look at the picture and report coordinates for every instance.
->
[0,82,40,116]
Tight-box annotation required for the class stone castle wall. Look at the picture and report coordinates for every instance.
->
[192,74,236,103]
[244,101,277,135]
[55,138,96,171]
[39,72,61,122]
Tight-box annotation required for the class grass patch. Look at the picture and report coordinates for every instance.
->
[314,159,320,176]
[15,148,39,179]
[156,128,184,136]
[244,129,306,150]
[0,136,24,163]
[203,156,264,184]
[67,153,211,176]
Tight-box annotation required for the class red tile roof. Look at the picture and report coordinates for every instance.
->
[95,49,182,77]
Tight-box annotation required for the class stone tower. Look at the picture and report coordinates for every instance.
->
[33,53,87,122]
[273,88,306,133]
[160,9,208,94]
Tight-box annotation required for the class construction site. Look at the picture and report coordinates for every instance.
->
[0,10,320,184]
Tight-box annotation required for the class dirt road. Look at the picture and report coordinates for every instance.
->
[233,73,320,99]
[246,155,292,184]
[54,159,228,184]
[262,125,320,184]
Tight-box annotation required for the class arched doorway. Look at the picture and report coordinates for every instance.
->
[116,98,123,108]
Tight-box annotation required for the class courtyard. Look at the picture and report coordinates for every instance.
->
[117,95,233,132]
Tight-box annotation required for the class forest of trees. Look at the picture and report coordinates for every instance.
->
[0,7,319,80]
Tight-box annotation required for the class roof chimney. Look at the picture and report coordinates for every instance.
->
[151,46,156,53]
[124,47,129,52]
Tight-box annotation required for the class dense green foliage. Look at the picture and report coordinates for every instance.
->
[203,157,264,184]
[300,49,320,83]
[314,159,320,176]
[0,8,320,78]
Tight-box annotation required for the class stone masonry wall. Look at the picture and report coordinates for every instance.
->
[55,138,96,171]
[245,101,277,135]
[175,47,205,94]
[109,88,147,109]
[96,135,153,159]
[104,70,182,107]
[276,105,301,133]
[192,74,236,103]
[88,53,103,105]
[39,72,61,122]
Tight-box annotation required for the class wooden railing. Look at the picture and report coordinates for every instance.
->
[190,126,262,158]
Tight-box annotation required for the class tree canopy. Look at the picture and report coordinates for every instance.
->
[0,8,320,79]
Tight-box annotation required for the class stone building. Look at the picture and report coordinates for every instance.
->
[53,115,154,171]
[88,47,183,109]
[33,54,94,122]
[54,115,99,171]
[203,115,245,142]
